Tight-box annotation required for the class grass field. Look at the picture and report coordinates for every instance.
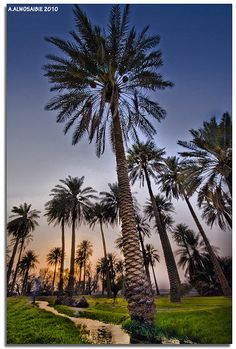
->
[42,295,232,344]
[7,297,87,344]
[7,295,232,344]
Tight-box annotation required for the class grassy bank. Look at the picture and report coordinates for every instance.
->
[7,297,87,344]
[41,295,231,344]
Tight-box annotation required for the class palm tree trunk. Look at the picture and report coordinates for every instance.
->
[150,259,160,295]
[138,230,153,293]
[99,220,112,297]
[22,268,29,295]
[143,166,181,303]
[58,220,65,295]
[52,261,57,293]
[78,265,82,294]
[102,272,105,295]
[68,210,76,296]
[11,239,24,293]
[184,193,231,296]
[111,92,155,324]
[7,236,20,289]
[83,260,86,294]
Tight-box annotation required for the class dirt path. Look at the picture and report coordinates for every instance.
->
[36,301,130,344]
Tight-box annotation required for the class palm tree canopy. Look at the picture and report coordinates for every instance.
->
[19,250,39,272]
[100,183,120,224]
[177,113,232,195]
[45,192,71,226]
[46,247,62,266]
[135,212,151,238]
[44,5,173,157]
[127,140,165,186]
[50,175,97,226]
[86,202,113,227]
[77,240,93,262]
[7,203,40,238]
[144,194,174,230]
[145,244,160,266]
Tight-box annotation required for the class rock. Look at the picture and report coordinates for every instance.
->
[55,295,78,307]
[76,296,89,308]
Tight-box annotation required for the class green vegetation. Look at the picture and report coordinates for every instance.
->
[7,297,87,344]
[40,295,231,344]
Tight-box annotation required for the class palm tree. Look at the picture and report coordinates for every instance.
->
[96,257,108,295]
[46,247,62,292]
[100,183,120,224]
[172,224,205,283]
[75,247,85,294]
[178,113,232,195]
[50,176,96,296]
[159,156,231,296]
[77,240,93,294]
[87,202,112,296]
[145,244,160,295]
[44,4,174,322]
[128,141,181,302]
[45,191,70,295]
[7,203,40,291]
[20,250,39,295]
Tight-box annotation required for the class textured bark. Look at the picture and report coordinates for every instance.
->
[11,240,24,293]
[99,220,112,297]
[111,90,156,323]
[184,194,231,297]
[58,220,65,295]
[138,230,153,293]
[143,166,181,303]
[68,209,76,296]
[7,236,20,288]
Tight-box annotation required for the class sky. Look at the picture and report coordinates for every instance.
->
[7,3,232,289]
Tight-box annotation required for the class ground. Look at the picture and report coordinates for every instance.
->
[7,295,232,344]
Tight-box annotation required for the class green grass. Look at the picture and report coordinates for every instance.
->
[7,297,87,344]
[40,295,231,344]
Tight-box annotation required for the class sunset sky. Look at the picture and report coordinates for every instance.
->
[7,4,232,289]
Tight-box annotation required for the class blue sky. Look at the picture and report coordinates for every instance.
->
[7,4,232,288]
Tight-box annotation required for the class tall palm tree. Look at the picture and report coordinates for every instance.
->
[96,257,108,295]
[77,240,93,294]
[20,250,39,295]
[178,113,232,195]
[7,203,40,291]
[44,4,174,322]
[159,156,231,296]
[87,202,112,296]
[45,191,70,295]
[46,247,62,292]
[128,141,181,302]
[51,176,96,296]
[145,244,160,296]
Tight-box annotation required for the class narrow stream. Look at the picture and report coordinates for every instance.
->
[36,301,130,344]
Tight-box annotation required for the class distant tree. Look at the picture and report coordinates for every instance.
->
[19,250,39,295]
[50,176,96,296]
[46,247,62,292]
[145,244,160,295]
[77,240,93,294]
[7,203,40,292]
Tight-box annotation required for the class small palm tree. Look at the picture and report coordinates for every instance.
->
[96,257,108,295]
[159,156,231,297]
[20,250,39,295]
[100,183,120,225]
[77,240,93,294]
[51,176,96,296]
[7,203,40,292]
[75,247,85,294]
[45,191,70,295]
[87,202,112,296]
[145,244,160,295]
[46,247,62,292]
